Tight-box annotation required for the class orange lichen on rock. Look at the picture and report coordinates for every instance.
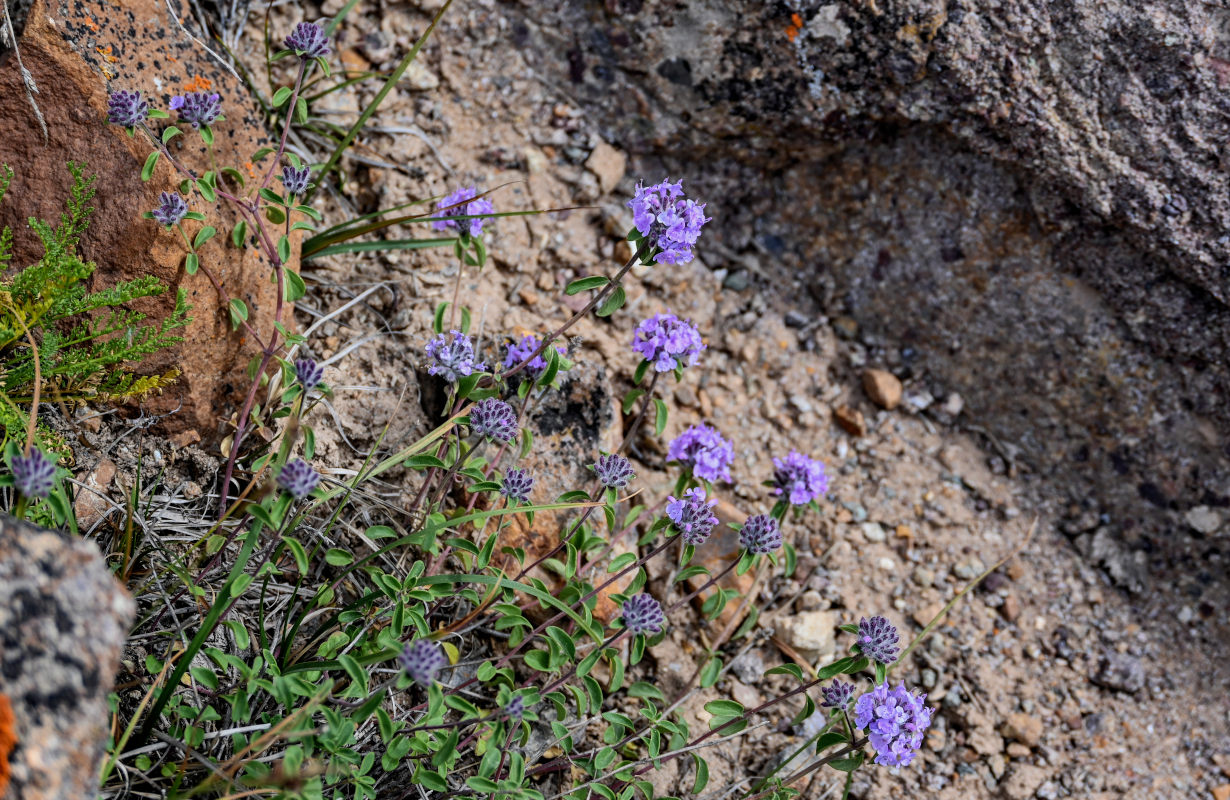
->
[0,692,15,796]
[182,74,213,92]
[786,12,804,42]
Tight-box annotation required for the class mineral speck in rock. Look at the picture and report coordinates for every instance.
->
[1092,652,1146,693]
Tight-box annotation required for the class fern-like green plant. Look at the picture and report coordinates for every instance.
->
[0,162,191,450]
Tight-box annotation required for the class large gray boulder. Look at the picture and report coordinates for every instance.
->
[0,514,134,800]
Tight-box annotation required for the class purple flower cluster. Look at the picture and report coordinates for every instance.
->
[425,330,485,383]
[295,357,324,389]
[500,467,534,503]
[821,680,855,710]
[11,450,55,499]
[152,192,188,227]
[107,90,149,128]
[281,164,312,196]
[503,334,563,376]
[739,514,781,555]
[592,453,635,489]
[626,179,710,265]
[504,695,526,720]
[772,451,828,506]
[631,312,705,373]
[857,616,900,665]
[284,21,331,59]
[170,92,222,128]
[667,423,733,483]
[277,459,320,499]
[622,593,665,635]
[433,186,495,237]
[665,487,719,546]
[469,398,518,443]
[399,639,447,685]
[854,683,933,767]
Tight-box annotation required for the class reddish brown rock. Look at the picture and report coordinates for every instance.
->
[862,368,903,410]
[0,0,297,442]
[833,404,866,436]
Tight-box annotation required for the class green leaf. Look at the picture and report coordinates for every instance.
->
[524,649,552,672]
[596,284,626,317]
[141,151,160,181]
[265,206,286,224]
[766,663,804,680]
[162,126,181,144]
[184,253,199,275]
[277,235,291,264]
[283,536,309,573]
[699,655,722,688]
[704,700,744,717]
[295,97,308,124]
[272,86,294,107]
[691,754,709,794]
[200,125,215,146]
[815,732,847,752]
[433,302,448,333]
[221,166,246,189]
[231,220,248,248]
[228,298,248,330]
[829,754,864,772]
[622,389,645,414]
[284,268,307,302]
[607,552,637,572]
[653,397,668,436]
[193,226,216,249]
[633,358,651,386]
[196,178,216,203]
[325,548,354,566]
[565,275,608,295]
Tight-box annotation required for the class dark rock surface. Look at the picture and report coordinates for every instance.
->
[510,0,1230,589]
[0,513,134,800]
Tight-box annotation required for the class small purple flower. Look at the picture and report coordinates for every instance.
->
[399,639,447,685]
[857,616,900,665]
[425,330,485,383]
[284,21,331,59]
[11,449,55,499]
[277,459,320,499]
[593,453,635,489]
[505,695,526,720]
[622,593,665,636]
[631,312,705,373]
[772,451,829,506]
[739,514,781,555]
[665,487,719,546]
[172,92,222,128]
[469,397,518,443]
[503,334,564,376]
[295,358,324,389]
[280,164,312,196]
[667,422,733,483]
[107,89,149,128]
[854,683,933,767]
[626,179,710,265]
[432,186,495,237]
[152,192,188,227]
[500,467,534,503]
[822,680,856,710]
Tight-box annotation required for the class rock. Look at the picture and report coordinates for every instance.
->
[953,557,986,581]
[1000,765,1048,800]
[913,601,943,628]
[1091,652,1146,693]
[925,726,946,752]
[1005,742,1031,759]
[1000,595,1021,623]
[862,369,902,410]
[0,513,134,800]
[400,60,440,91]
[860,521,886,542]
[1184,506,1222,535]
[911,566,934,587]
[584,141,627,195]
[1001,712,1043,748]
[73,458,116,531]
[833,405,865,436]
[777,610,837,662]
[728,650,765,685]
[1211,784,1230,800]
[0,0,292,442]
[987,753,1007,780]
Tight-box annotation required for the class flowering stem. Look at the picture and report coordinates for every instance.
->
[503,247,643,381]
[261,60,307,191]
[617,370,660,455]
